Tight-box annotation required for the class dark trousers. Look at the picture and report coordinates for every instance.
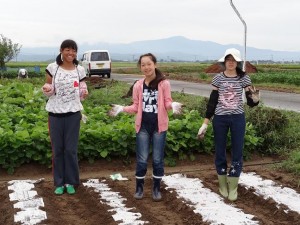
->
[213,114,246,177]
[48,112,81,187]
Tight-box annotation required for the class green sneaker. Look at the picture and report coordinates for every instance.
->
[66,184,76,195]
[54,186,64,195]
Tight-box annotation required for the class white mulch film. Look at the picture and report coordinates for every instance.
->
[6,173,300,225]
[239,172,300,214]
[163,174,259,225]
[83,179,149,225]
[7,179,47,225]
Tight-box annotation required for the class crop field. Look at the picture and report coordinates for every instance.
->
[0,62,300,224]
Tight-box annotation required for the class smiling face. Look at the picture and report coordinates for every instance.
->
[60,47,77,63]
[140,56,156,78]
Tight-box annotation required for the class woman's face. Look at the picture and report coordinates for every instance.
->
[140,56,156,77]
[225,55,238,71]
[61,47,77,63]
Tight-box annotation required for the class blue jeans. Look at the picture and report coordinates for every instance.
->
[135,123,166,179]
[213,114,246,177]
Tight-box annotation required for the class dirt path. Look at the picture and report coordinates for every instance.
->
[0,154,299,225]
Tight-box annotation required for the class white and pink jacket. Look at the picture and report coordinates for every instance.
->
[123,79,173,133]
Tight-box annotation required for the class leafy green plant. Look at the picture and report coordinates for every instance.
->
[245,106,289,154]
[279,149,300,176]
[0,75,298,175]
[0,70,44,79]
[251,71,300,86]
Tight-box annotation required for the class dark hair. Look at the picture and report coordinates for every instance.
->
[221,55,246,78]
[56,39,79,65]
[236,66,246,77]
[137,53,166,89]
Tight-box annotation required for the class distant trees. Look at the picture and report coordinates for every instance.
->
[0,34,22,68]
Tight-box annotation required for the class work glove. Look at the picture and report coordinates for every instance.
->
[171,102,183,114]
[41,83,54,97]
[108,104,124,117]
[248,85,260,103]
[197,123,208,140]
[81,114,88,123]
[79,81,88,101]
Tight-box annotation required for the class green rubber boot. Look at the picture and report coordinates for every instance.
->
[217,175,228,198]
[227,177,239,201]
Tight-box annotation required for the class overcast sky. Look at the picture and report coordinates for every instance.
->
[1,0,299,52]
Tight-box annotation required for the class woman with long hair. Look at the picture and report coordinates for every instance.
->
[197,48,259,201]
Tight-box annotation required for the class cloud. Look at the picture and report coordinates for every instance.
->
[1,0,299,51]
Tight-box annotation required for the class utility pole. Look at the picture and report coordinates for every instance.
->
[229,0,247,72]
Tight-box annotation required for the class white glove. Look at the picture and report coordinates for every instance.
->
[171,102,183,114]
[197,124,208,140]
[81,114,88,123]
[108,104,124,117]
[249,85,260,103]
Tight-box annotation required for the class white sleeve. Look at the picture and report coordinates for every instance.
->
[46,63,58,76]
[77,65,86,80]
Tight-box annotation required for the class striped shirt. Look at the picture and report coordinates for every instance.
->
[212,72,251,115]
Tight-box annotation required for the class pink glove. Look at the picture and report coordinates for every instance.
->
[80,81,88,101]
[41,83,54,97]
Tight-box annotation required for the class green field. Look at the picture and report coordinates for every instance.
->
[0,71,300,174]
[3,61,300,93]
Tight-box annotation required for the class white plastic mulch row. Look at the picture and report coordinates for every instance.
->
[239,172,300,214]
[163,174,259,225]
[82,179,149,225]
[8,179,47,225]
[6,172,300,225]
[163,172,300,225]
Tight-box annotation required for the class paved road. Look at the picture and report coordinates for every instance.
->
[111,73,300,113]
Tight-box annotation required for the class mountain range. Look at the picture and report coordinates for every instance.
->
[17,36,300,62]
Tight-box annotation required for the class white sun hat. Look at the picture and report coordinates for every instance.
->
[218,48,242,62]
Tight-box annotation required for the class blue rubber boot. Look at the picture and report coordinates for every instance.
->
[152,178,162,202]
[134,179,144,200]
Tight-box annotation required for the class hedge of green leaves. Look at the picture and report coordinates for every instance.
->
[251,71,300,86]
[0,70,44,79]
[0,80,263,173]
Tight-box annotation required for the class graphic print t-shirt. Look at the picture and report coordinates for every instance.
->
[212,72,251,115]
[45,63,86,113]
[142,82,158,124]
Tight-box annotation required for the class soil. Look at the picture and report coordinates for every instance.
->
[0,154,299,225]
[204,61,258,74]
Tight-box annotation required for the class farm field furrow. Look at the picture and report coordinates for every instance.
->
[1,156,300,225]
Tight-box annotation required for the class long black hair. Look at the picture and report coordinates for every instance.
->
[55,39,79,65]
[137,53,166,90]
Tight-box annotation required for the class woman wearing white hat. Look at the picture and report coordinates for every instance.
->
[197,48,259,201]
